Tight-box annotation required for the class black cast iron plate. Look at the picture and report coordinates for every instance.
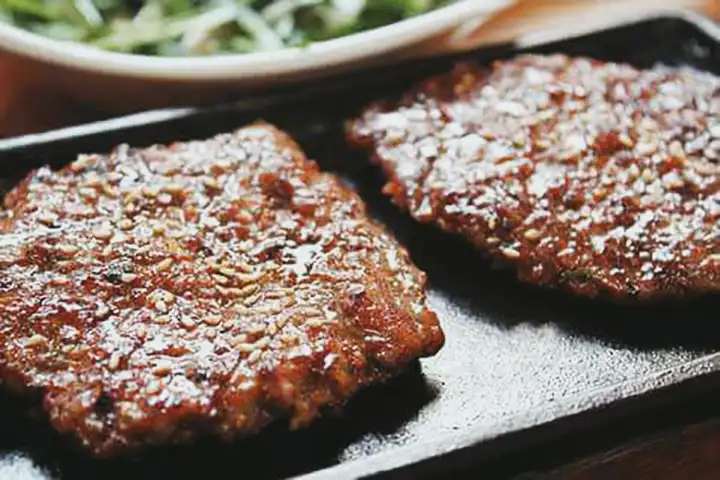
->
[1,11,720,480]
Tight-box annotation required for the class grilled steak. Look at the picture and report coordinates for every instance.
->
[348,54,720,300]
[0,124,443,456]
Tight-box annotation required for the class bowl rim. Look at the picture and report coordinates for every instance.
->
[0,0,513,81]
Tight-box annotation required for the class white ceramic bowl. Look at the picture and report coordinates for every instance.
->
[0,0,514,112]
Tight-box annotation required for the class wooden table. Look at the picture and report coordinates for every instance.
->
[2,1,720,478]
[475,395,720,479]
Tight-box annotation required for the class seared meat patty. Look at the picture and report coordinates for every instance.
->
[348,54,720,300]
[0,124,443,456]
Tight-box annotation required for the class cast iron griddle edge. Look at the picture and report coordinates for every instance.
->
[0,11,720,480]
[300,353,720,479]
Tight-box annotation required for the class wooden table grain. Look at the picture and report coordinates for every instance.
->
[0,56,102,138]
[1,2,720,479]
[546,421,720,480]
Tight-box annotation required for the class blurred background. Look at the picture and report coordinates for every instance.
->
[0,0,718,138]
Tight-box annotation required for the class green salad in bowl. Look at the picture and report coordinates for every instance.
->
[0,0,452,56]
[0,0,512,113]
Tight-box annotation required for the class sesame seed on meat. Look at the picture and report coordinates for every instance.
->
[348,54,720,300]
[0,124,444,456]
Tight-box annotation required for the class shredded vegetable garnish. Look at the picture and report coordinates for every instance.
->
[0,0,452,56]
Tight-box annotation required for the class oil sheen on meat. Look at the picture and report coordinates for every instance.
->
[348,54,720,300]
[0,124,444,456]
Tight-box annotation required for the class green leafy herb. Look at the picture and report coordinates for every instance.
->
[0,0,452,56]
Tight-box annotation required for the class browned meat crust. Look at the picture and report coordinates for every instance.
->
[0,124,443,456]
[348,54,720,300]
